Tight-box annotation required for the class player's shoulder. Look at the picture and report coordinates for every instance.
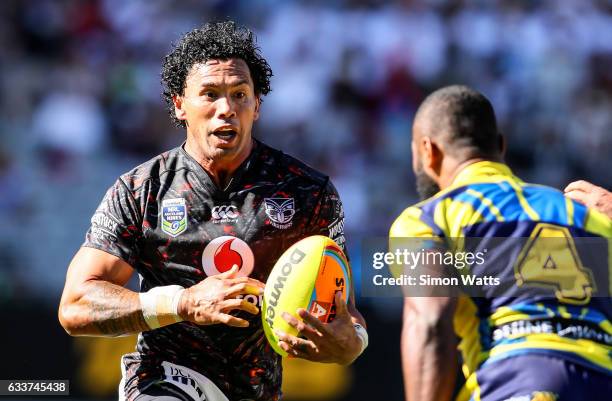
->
[390,190,454,238]
[521,182,565,197]
[256,140,330,188]
[118,146,187,193]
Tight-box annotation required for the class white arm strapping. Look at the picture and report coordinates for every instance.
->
[354,323,369,355]
[139,285,185,330]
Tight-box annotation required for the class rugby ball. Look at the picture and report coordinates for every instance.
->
[262,235,351,356]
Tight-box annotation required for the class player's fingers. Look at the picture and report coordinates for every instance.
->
[216,265,239,279]
[564,180,596,193]
[275,331,317,356]
[277,340,299,357]
[281,311,299,326]
[225,276,249,284]
[564,190,590,205]
[220,298,259,315]
[215,312,249,327]
[226,276,265,288]
[297,308,329,335]
[281,312,321,340]
[333,291,350,319]
[274,329,295,344]
[223,283,247,297]
[242,278,265,293]
[224,282,263,297]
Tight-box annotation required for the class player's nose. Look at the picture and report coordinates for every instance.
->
[215,96,236,119]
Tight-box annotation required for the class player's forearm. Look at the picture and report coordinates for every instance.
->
[59,280,148,337]
[401,314,457,401]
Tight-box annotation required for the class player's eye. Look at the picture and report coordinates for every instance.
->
[234,91,246,99]
[203,91,217,100]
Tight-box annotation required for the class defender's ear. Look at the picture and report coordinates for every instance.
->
[420,136,444,177]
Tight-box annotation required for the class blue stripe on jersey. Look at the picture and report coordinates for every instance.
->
[522,185,568,226]
[452,190,499,222]
[455,183,538,223]
[492,180,538,221]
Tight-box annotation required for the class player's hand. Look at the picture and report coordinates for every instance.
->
[275,292,363,365]
[178,265,265,328]
[564,180,612,219]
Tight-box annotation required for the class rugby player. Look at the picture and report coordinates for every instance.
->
[58,21,366,401]
[391,85,611,401]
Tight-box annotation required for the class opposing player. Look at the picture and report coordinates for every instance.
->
[58,21,366,401]
[391,85,611,401]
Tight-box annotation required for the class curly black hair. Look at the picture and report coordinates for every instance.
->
[161,21,273,128]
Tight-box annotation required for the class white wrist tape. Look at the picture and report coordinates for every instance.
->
[139,285,185,330]
[354,323,369,355]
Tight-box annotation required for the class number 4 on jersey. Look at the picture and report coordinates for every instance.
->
[514,223,595,304]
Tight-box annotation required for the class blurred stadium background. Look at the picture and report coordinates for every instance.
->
[0,0,611,400]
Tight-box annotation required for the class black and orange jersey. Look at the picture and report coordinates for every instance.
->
[390,161,611,397]
[83,139,347,401]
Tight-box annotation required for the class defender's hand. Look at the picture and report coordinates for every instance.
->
[178,265,265,327]
[564,180,612,219]
[276,292,362,365]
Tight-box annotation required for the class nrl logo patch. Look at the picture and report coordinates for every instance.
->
[161,198,187,237]
[264,198,295,229]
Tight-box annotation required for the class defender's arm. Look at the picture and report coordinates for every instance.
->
[402,296,458,401]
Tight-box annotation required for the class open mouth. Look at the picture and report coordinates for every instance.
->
[213,127,238,141]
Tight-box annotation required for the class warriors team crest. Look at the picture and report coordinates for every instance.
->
[264,198,295,229]
[161,198,187,237]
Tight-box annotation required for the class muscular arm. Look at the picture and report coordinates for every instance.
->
[402,296,457,401]
[58,247,148,337]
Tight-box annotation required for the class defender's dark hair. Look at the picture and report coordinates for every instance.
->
[416,85,500,157]
[161,21,273,128]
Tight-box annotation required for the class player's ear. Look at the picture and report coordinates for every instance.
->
[421,136,440,173]
[428,139,444,175]
[253,96,261,121]
[172,94,187,122]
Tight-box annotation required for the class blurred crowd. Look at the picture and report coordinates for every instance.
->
[1,0,611,300]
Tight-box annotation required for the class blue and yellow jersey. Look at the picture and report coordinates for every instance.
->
[390,161,612,396]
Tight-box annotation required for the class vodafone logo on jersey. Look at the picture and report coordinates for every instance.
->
[202,236,254,277]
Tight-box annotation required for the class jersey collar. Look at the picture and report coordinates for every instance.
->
[450,161,515,188]
[179,139,261,197]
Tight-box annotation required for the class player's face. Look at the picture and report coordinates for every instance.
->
[174,58,260,162]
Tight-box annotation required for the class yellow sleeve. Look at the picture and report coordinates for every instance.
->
[389,206,446,279]
[390,206,438,238]
[582,209,612,297]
